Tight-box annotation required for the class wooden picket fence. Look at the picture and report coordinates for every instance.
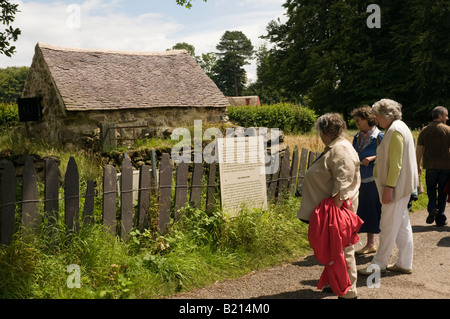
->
[0,146,319,245]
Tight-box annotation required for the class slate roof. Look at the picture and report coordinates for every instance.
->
[37,43,230,111]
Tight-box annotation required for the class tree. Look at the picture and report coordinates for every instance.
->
[0,0,21,57]
[213,30,254,96]
[198,52,218,79]
[263,0,383,117]
[176,0,207,9]
[170,42,196,58]
[247,44,287,104]
[392,0,450,122]
[0,66,29,103]
[263,0,450,127]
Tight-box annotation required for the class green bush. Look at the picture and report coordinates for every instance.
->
[292,104,318,134]
[227,103,317,134]
[0,102,19,129]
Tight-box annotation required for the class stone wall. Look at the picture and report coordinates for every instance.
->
[21,44,66,145]
[64,106,227,150]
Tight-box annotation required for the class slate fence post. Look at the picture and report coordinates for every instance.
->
[0,146,314,245]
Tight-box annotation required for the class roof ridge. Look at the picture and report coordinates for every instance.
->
[32,42,230,111]
[37,42,187,56]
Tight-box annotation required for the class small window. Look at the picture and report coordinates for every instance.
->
[18,97,43,122]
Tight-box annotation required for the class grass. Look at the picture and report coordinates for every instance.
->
[0,197,310,299]
[0,130,103,182]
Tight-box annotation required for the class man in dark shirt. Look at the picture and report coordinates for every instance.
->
[416,106,450,226]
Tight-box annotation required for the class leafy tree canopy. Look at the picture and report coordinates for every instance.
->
[0,0,21,57]
[0,66,29,103]
[170,42,196,57]
[213,30,254,97]
[261,0,450,127]
[176,0,207,9]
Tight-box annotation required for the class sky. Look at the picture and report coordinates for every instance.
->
[0,0,287,81]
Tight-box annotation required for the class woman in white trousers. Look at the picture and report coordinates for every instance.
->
[358,99,419,275]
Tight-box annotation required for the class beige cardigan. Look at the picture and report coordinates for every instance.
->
[297,137,361,221]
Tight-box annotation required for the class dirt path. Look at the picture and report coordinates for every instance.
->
[170,209,450,299]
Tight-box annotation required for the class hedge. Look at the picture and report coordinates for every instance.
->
[227,103,317,134]
[0,103,19,129]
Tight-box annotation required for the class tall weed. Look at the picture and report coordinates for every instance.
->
[0,195,309,298]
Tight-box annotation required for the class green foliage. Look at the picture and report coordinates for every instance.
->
[0,0,21,57]
[0,66,29,103]
[170,42,196,57]
[262,0,450,127]
[212,30,254,97]
[227,103,317,134]
[0,221,131,298]
[198,52,218,78]
[175,0,207,9]
[0,102,18,129]
[0,130,103,182]
[246,44,291,105]
[0,194,309,298]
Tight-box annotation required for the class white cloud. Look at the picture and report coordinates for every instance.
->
[181,9,285,81]
[0,0,184,67]
[243,0,285,5]
[0,0,286,82]
[80,0,121,14]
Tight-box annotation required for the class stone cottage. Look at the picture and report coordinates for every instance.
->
[20,43,229,150]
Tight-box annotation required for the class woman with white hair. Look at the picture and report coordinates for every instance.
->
[358,99,419,276]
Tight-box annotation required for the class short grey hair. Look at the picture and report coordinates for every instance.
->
[371,99,402,121]
[315,113,347,140]
[432,106,448,119]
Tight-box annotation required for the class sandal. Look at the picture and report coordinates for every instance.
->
[355,246,377,255]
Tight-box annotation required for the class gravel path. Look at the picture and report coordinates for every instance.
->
[170,209,450,299]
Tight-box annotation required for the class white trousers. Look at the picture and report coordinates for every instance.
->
[343,200,358,299]
[371,195,414,270]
